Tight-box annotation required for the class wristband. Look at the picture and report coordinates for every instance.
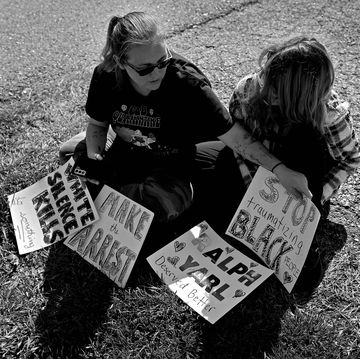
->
[271,161,283,173]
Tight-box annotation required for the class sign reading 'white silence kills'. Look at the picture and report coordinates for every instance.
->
[8,159,98,254]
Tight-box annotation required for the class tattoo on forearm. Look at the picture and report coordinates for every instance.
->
[234,142,276,167]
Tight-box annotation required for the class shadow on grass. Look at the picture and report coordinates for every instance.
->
[33,216,348,359]
[194,235,291,359]
[33,210,194,358]
[315,218,348,272]
[200,278,289,359]
[35,243,114,359]
[197,219,348,359]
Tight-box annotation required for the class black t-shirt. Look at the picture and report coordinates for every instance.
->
[85,52,233,158]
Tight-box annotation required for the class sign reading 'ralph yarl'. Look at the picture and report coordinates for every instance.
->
[64,185,154,288]
[147,221,273,324]
[8,159,98,255]
[226,166,320,293]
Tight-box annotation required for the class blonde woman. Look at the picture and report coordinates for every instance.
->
[229,36,359,217]
[227,36,360,295]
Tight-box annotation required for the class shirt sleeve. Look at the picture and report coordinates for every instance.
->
[182,80,233,143]
[168,55,233,141]
[85,66,113,123]
[195,83,234,138]
[228,74,259,188]
[229,74,256,127]
[322,91,360,202]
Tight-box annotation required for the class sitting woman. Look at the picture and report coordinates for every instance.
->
[228,36,360,295]
[229,36,359,217]
[60,11,233,226]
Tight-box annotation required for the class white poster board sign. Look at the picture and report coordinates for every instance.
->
[8,159,99,254]
[226,166,320,292]
[64,185,154,288]
[147,221,273,324]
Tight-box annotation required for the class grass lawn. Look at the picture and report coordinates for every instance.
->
[1,16,360,359]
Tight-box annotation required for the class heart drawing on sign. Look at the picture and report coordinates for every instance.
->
[167,256,180,267]
[225,246,235,254]
[198,223,208,234]
[283,271,293,284]
[250,262,258,268]
[174,241,186,252]
[233,289,246,298]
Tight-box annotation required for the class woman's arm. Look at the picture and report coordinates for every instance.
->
[79,117,109,186]
[218,122,313,199]
[322,99,360,203]
[86,117,109,160]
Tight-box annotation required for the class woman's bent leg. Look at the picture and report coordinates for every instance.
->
[59,127,117,165]
[193,141,246,233]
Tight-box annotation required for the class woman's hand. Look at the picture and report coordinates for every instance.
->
[273,164,313,200]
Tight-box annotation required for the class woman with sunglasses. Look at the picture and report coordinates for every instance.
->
[60,12,311,230]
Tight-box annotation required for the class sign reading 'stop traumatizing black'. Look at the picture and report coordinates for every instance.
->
[226,166,320,292]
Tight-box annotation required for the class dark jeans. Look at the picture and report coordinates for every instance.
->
[191,141,246,234]
[60,130,195,183]
[59,131,195,224]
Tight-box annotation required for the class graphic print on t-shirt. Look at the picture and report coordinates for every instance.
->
[112,104,160,148]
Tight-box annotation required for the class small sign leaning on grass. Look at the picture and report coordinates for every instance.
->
[8,159,99,254]
[64,185,154,288]
[147,221,273,324]
[226,166,321,293]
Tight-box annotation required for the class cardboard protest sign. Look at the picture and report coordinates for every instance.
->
[64,185,154,288]
[226,166,321,292]
[8,159,98,255]
[147,221,273,324]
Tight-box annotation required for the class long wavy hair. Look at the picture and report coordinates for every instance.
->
[99,12,164,83]
[244,36,334,136]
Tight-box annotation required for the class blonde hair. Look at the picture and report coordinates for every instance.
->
[246,37,334,135]
[99,12,164,82]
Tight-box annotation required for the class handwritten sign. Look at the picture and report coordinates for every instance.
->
[64,185,154,288]
[147,221,273,324]
[8,159,98,254]
[226,166,320,292]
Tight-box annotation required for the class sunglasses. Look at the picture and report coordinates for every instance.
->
[125,50,172,76]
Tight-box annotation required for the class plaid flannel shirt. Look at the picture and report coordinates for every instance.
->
[229,73,360,204]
